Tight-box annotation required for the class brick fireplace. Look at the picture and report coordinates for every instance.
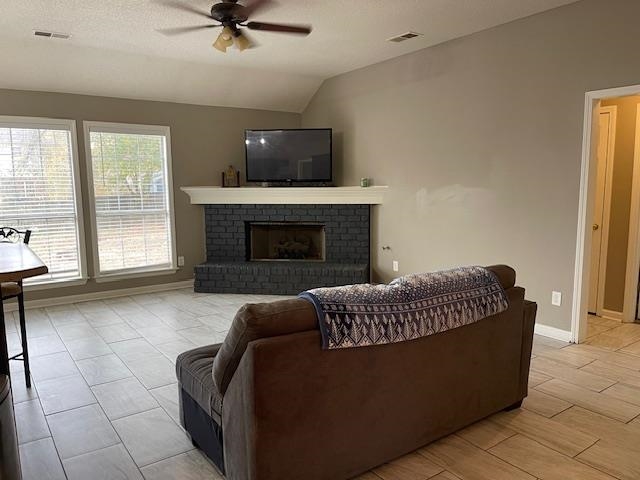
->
[194,203,370,294]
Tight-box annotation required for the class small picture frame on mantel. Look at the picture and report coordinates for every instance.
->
[222,165,240,188]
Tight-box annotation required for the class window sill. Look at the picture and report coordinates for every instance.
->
[94,267,179,284]
[24,277,88,292]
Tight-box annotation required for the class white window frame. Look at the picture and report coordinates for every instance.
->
[0,115,88,289]
[83,121,178,282]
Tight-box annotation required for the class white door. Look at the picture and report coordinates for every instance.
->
[589,107,617,314]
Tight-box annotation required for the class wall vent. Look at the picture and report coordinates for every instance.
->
[387,31,422,43]
[34,30,71,40]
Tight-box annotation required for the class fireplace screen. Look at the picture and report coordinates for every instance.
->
[248,223,325,261]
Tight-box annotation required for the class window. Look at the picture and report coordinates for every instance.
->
[84,122,176,279]
[0,116,86,284]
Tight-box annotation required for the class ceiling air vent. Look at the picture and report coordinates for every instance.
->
[34,30,71,40]
[387,31,423,43]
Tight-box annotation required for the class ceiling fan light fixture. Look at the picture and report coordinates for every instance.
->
[213,26,234,52]
[212,37,227,52]
[234,31,251,51]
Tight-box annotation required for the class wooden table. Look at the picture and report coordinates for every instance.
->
[0,243,48,381]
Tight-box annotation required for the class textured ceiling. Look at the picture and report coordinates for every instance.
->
[0,0,579,112]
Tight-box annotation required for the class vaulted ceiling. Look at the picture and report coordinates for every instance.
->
[0,0,579,112]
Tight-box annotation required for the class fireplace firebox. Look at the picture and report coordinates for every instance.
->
[248,223,325,261]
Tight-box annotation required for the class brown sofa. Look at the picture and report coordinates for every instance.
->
[176,265,537,480]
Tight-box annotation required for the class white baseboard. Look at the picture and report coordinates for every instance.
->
[601,309,624,321]
[534,323,573,343]
[3,280,194,312]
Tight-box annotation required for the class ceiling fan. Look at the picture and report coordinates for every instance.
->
[158,0,312,53]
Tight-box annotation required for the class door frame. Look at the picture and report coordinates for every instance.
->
[573,84,640,343]
[589,105,617,317]
[623,103,640,322]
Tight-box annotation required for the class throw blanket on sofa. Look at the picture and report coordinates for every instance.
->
[298,266,509,350]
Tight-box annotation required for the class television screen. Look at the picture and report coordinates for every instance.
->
[245,129,332,182]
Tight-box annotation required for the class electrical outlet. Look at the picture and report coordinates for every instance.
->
[178,256,185,267]
[551,291,562,306]
[392,260,399,272]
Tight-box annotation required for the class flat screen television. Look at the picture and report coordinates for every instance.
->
[245,129,332,183]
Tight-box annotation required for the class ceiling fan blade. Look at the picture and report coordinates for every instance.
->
[246,21,311,35]
[154,1,212,19]
[243,0,276,17]
[157,24,220,36]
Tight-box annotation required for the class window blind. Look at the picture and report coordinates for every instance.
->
[86,125,175,276]
[0,120,84,283]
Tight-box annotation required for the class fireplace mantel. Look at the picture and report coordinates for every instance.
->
[180,186,387,205]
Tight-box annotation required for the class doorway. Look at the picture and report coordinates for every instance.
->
[574,86,640,344]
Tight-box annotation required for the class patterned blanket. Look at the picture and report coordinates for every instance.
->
[298,266,509,350]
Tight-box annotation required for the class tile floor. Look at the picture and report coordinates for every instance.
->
[4,290,640,480]
[6,289,283,480]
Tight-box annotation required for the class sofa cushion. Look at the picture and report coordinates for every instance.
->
[176,344,223,423]
[212,298,317,395]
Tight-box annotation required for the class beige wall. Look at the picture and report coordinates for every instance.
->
[600,96,639,312]
[302,0,640,332]
[0,88,300,301]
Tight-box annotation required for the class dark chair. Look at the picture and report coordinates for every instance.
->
[0,227,33,388]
